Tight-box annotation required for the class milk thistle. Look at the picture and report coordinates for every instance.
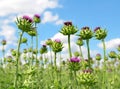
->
[60,21,78,58]
[79,26,93,69]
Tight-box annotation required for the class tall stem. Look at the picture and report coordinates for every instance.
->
[50,46,53,65]
[102,39,107,89]
[31,36,34,66]
[68,35,72,58]
[54,52,57,67]
[14,31,24,89]
[35,23,38,65]
[86,39,91,68]
[79,45,83,59]
[2,45,5,66]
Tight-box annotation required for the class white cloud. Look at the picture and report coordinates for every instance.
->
[98,38,120,50]
[0,0,60,17]
[0,25,17,46]
[42,11,64,25]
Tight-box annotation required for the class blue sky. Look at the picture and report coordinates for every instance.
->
[0,0,120,58]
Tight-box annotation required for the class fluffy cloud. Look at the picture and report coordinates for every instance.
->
[0,0,60,16]
[42,11,64,25]
[98,38,120,50]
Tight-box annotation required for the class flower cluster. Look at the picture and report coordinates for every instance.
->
[60,21,78,35]
[16,14,41,34]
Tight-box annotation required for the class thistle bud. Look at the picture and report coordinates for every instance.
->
[40,44,48,54]
[76,38,84,46]
[21,37,27,43]
[33,14,41,23]
[117,45,120,52]
[51,39,63,53]
[46,39,53,46]
[27,28,37,36]
[95,53,101,61]
[60,21,78,35]
[94,27,107,40]
[108,51,117,58]
[7,56,13,62]
[1,40,6,45]
[33,49,38,54]
[23,49,27,53]
[16,15,33,32]
[79,26,93,40]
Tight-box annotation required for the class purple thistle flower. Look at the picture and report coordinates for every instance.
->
[64,21,72,26]
[23,15,33,23]
[70,57,80,62]
[82,26,89,30]
[94,27,101,32]
[34,14,40,18]
[83,69,92,73]
[54,39,61,43]
[42,44,47,47]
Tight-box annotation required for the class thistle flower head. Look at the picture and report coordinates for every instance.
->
[51,39,63,53]
[16,15,34,32]
[108,51,117,58]
[33,14,41,23]
[70,57,80,63]
[1,40,7,45]
[76,38,84,46]
[60,21,78,35]
[7,56,13,62]
[94,27,107,40]
[79,26,93,40]
[46,39,53,46]
[95,53,101,61]
[23,15,33,23]
[64,21,72,26]
[40,44,48,54]
[54,39,61,43]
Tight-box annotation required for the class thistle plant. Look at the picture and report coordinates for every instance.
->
[76,38,84,59]
[51,39,63,67]
[1,40,7,66]
[15,15,34,89]
[108,51,117,59]
[79,26,93,69]
[46,39,53,65]
[33,14,41,65]
[94,27,107,88]
[60,21,78,58]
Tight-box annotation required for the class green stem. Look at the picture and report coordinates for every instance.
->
[68,35,72,58]
[79,45,83,59]
[14,31,24,89]
[50,46,53,65]
[31,36,33,66]
[102,39,107,89]
[54,52,57,67]
[2,45,5,66]
[86,39,91,68]
[35,23,38,65]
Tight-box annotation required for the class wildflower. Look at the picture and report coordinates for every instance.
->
[51,39,63,53]
[94,27,107,40]
[21,37,27,43]
[108,51,117,58]
[33,14,41,23]
[46,39,53,46]
[40,44,48,54]
[95,53,101,61]
[79,26,93,40]
[64,21,72,26]
[60,21,78,35]
[70,57,80,62]
[76,38,84,46]
[16,15,34,32]
[1,40,7,45]
[23,15,33,23]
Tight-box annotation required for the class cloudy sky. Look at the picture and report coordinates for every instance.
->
[0,0,120,59]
